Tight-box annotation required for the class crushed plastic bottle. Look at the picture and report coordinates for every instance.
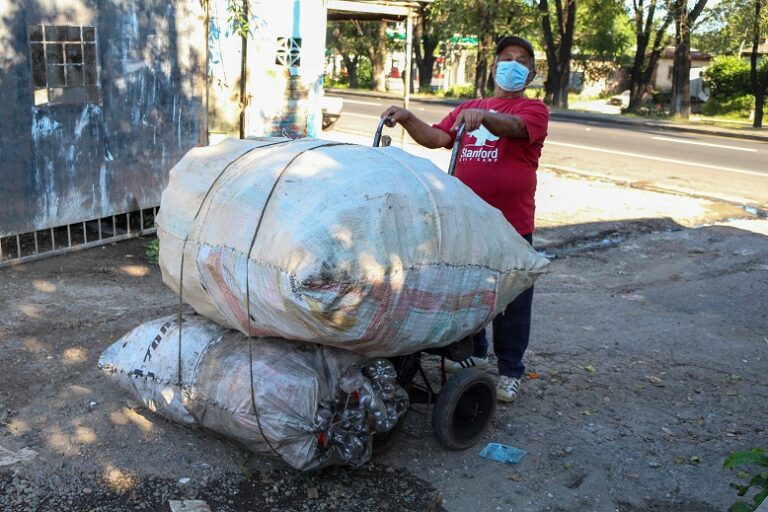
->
[317,359,409,466]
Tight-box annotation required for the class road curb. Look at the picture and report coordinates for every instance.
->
[328,88,768,143]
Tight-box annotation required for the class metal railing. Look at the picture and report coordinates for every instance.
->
[0,207,158,268]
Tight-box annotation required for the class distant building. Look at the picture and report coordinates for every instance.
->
[653,47,712,96]
[739,38,768,57]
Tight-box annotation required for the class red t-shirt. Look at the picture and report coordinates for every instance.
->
[433,97,549,235]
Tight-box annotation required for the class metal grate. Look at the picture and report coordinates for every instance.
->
[28,24,101,106]
[0,207,158,268]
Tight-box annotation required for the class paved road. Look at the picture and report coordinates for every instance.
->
[327,91,768,208]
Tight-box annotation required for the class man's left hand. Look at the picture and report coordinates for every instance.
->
[451,109,488,132]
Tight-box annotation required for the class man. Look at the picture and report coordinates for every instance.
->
[379,36,548,402]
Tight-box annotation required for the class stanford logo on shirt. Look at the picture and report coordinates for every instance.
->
[460,113,500,163]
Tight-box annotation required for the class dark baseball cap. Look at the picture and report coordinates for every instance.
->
[496,36,535,58]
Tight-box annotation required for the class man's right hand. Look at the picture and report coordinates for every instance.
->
[381,106,412,127]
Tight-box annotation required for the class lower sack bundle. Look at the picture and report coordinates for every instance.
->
[98,314,409,470]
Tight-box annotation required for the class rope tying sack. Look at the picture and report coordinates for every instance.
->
[174,139,350,462]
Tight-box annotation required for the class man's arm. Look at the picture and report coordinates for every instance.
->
[380,106,453,149]
[451,109,529,139]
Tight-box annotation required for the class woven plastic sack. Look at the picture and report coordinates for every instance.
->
[157,137,549,356]
[98,314,408,471]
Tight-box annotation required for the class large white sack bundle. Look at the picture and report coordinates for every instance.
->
[157,137,549,356]
[98,314,408,471]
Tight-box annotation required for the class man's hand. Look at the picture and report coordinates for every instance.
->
[380,106,412,127]
[451,109,488,132]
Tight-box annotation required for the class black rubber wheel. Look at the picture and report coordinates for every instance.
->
[432,369,496,450]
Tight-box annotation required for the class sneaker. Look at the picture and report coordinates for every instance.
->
[443,356,491,373]
[496,375,521,402]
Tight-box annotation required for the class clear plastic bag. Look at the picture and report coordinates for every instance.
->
[98,314,408,470]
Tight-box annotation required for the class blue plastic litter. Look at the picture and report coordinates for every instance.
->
[479,443,527,465]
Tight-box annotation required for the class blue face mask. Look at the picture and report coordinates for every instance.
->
[495,60,531,92]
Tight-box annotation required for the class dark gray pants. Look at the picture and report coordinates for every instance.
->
[472,233,534,378]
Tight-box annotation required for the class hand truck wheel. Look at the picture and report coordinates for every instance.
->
[432,368,496,450]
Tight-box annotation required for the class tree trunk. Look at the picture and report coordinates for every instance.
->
[627,8,670,113]
[414,12,438,90]
[553,63,570,107]
[419,53,437,90]
[369,22,388,92]
[671,6,691,117]
[540,0,557,103]
[628,0,652,110]
[342,55,359,89]
[474,57,489,98]
[750,0,764,128]
[474,32,495,98]
[540,0,576,108]
[473,8,494,98]
[670,0,707,118]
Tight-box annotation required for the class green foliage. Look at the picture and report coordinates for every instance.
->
[724,449,768,512]
[357,58,373,87]
[444,84,476,98]
[225,0,251,39]
[704,56,752,99]
[692,0,768,55]
[326,20,384,87]
[524,87,546,100]
[577,0,634,59]
[702,94,755,118]
[145,238,159,264]
[433,0,540,46]
[324,75,349,88]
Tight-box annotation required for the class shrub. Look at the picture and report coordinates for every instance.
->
[650,89,672,106]
[145,237,159,264]
[444,85,475,98]
[702,94,755,117]
[704,56,751,100]
[357,59,373,89]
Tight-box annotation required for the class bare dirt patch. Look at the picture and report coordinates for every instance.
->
[1,222,766,511]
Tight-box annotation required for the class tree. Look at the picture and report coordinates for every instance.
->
[434,0,538,98]
[694,0,767,126]
[670,0,709,117]
[577,0,634,58]
[328,21,363,87]
[327,21,388,90]
[749,0,767,127]
[539,0,577,107]
[627,0,672,111]
[413,3,451,91]
[366,21,388,92]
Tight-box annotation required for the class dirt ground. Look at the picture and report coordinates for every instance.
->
[1,165,767,511]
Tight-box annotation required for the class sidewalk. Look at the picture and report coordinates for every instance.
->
[328,87,768,143]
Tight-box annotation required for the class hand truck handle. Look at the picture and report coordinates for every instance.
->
[447,122,466,177]
[373,117,389,147]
